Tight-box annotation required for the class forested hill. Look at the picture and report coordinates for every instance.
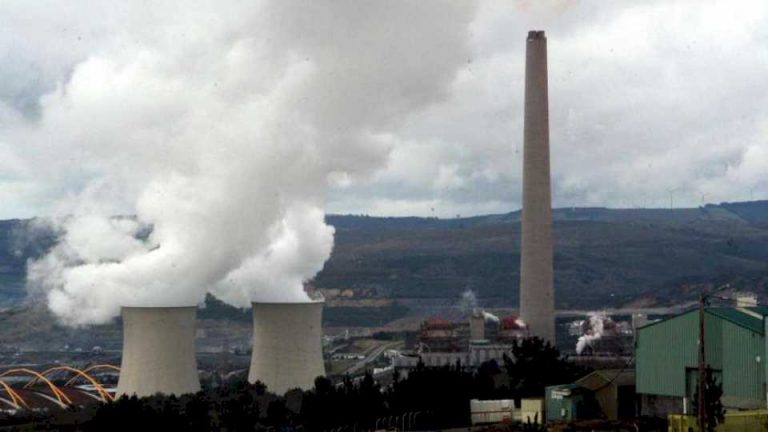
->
[2,201,768,310]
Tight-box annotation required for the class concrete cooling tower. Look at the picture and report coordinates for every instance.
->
[519,30,555,343]
[116,306,201,397]
[248,301,325,394]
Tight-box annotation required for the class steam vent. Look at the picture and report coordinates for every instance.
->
[519,30,555,343]
[115,306,201,397]
[248,301,325,394]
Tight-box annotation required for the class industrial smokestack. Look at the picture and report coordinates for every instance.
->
[519,30,555,343]
[116,306,200,397]
[248,301,325,394]
[470,309,486,342]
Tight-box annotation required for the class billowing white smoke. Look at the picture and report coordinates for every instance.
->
[575,312,607,355]
[211,204,333,305]
[459,288,479,314]
[482,311,500,323]
[17,1,476,325]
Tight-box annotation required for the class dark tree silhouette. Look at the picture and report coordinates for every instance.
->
[504,337,587,397]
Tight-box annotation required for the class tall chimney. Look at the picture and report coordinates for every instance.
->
[520,30,555,343]
[248,301,325,394]
[116,306,201,397]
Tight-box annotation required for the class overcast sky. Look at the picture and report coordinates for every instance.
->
[1,0,767,220]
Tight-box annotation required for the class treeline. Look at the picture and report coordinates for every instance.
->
[196,294,409,328]
[0,338,587,431]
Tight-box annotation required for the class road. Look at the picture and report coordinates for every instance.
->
[343,341,401,376]
[554,301,698,317]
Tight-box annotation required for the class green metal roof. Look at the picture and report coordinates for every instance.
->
[639,306,768,335]
[707,307,768,335]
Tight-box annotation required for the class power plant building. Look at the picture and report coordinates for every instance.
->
[519,30,555,343]
[116,306,201,397]
[248,301,325,395]
[395,311,528,371]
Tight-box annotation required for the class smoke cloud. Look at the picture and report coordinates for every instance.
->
[575,312,607,355]
[482,311,500,323]
[459,288,479,314]
[12,1,477,325]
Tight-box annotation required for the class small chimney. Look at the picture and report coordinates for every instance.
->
[470,309,486,341]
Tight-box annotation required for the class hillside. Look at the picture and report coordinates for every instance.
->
[2,201,768,313]
[320,201,768,309]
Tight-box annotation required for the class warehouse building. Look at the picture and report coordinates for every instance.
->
[545,369,636,421]
[636,306,768,417]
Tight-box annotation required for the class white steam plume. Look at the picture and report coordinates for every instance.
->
[575,312,607,355]
[18,1,477,325]
[459,288,479,314]
[482,311,500,323]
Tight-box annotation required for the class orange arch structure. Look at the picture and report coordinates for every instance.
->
[0,379,28,410]
[70,364,120,380]
[25,366,114,402]
[0,368,72,407]
[65,364,119,387]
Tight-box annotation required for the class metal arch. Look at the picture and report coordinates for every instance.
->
[65,364,120,386]
[0,368,72,406]
[24,366,114,402]
[0,379,28,410]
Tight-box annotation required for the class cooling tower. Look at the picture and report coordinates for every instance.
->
[519,30,555,343]
[248,301,325,394]
[116,306,200,397]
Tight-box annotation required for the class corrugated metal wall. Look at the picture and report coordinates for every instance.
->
[721,319,763,404]
[637,310,722,397]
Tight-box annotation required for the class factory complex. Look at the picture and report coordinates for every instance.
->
[394,310,528,371]
[2,29,766,432]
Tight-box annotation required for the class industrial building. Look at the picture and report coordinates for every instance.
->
[636,306,768,417]
[415,311,528,351]
[573,313,634,357]
[394,310,528,370]
[546,369,636,421]
[116,306,201,397]
[417,316,462,352]
[248,301,325,395]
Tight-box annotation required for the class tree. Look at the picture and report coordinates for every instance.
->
[473,359,508,399]
[693,366,725,432]
[266,399,289,428]
[504,337,588,398]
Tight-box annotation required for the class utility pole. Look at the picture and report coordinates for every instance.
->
[698,283,730,430]
[698,293,706,430]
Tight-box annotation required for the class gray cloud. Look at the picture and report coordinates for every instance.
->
[325,0,768,216]
[1,1,767,218]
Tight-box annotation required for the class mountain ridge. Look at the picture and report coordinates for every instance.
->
[2,201,768,311]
